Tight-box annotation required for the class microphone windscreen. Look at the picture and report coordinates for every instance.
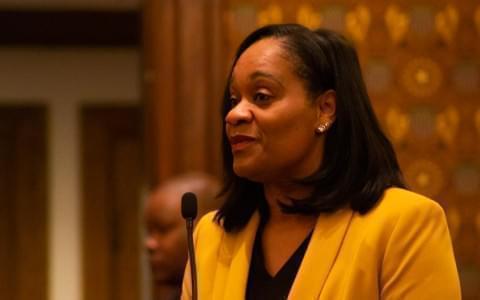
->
[181,192,198,219]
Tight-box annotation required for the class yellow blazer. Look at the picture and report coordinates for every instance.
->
[182,188,461,299]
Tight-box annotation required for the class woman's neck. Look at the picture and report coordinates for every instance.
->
[263,182,315,224]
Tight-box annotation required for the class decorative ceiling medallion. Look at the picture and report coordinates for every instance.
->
[435,4,459,45]
[297,3,322,29]
[453,62,480,93]
[409,105,436,139]
[228,4,257,35]
[401,57,443,98]
[410,5,435,36]
[345,4,371,43]
[385,106,410,144]
[321,5,346,32]
[474,5,480,37]
[385,4,410,45]
[405,159,444,198]
[453,164,479,196]
[445,206,461,240]
[257,4,283,27]
[364,59,392,93]
[435,106,460,147]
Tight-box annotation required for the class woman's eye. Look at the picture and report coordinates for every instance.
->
[230,97,239,107]
[253,93,271,103]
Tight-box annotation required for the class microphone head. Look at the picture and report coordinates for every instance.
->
[181,192,198,220]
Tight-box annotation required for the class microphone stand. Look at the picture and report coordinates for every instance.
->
[186,217,198,300]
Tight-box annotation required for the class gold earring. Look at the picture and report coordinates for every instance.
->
[315,122,329,134]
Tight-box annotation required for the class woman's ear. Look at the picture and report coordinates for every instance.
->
[315,89,336,129]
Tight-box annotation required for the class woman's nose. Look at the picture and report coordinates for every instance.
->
[225,100,253,126]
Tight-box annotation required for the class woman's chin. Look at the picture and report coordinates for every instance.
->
[234,165,278,183]
[233,163,263,181]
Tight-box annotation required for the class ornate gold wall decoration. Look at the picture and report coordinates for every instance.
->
[435,4,459,45]
[385,4,410,45]
[410,5,435,36]
[345,4,371,43]
[321,5,346,32]
[297,3,322,29]
[257,4,283,27]
[385,106,410,144]
[436,106,460,147]
[410,105,436,138]
[474,5,480,37]
[454,164,480,196]
[453,61,480,93]
[364,60,392,93]
[401,57,443,98]
[405,159,444,198]
[446,207,461,240]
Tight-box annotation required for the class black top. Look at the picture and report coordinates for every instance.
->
[245,220,312,300]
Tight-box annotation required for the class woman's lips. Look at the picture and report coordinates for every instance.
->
[229,135,256,152]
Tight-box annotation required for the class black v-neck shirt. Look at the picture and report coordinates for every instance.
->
[245,220,313,300]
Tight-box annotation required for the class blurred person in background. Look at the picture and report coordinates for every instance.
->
[144,172,220,300]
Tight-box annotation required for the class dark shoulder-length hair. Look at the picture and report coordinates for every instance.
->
[215,24,405,232]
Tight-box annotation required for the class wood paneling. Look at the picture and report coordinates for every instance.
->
[81,106,143,300]
[0,106,48,300]
[143,0,225,186]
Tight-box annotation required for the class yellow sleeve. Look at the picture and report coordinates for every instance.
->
[380,199,461,299]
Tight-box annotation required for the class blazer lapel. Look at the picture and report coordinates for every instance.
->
[221,211,260,300]
[288,209,354,299]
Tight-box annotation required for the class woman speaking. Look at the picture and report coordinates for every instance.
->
[181,24,461,299]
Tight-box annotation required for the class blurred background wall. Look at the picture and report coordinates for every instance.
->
[0,0,479,300]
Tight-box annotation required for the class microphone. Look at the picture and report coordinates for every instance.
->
[181,192,198,300]
[182,192,198,220]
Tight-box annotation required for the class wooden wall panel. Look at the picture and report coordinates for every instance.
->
[143,0,225,186]
[81,106,143,300]
[0,106,48,300]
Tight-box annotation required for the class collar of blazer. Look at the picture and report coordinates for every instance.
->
[215,208,354,299]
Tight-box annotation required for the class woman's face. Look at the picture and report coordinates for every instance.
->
[225,38,327,182]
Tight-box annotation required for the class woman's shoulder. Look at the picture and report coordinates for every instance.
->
[363,187,447,228]
[195,210,224,236]
[194,210,245,265]
[377,187,444,215]
[193,211,226,256]
[368,189,460,299]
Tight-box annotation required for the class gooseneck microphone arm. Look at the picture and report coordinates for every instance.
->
[186,216,197,300]
[181,192,198,300]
